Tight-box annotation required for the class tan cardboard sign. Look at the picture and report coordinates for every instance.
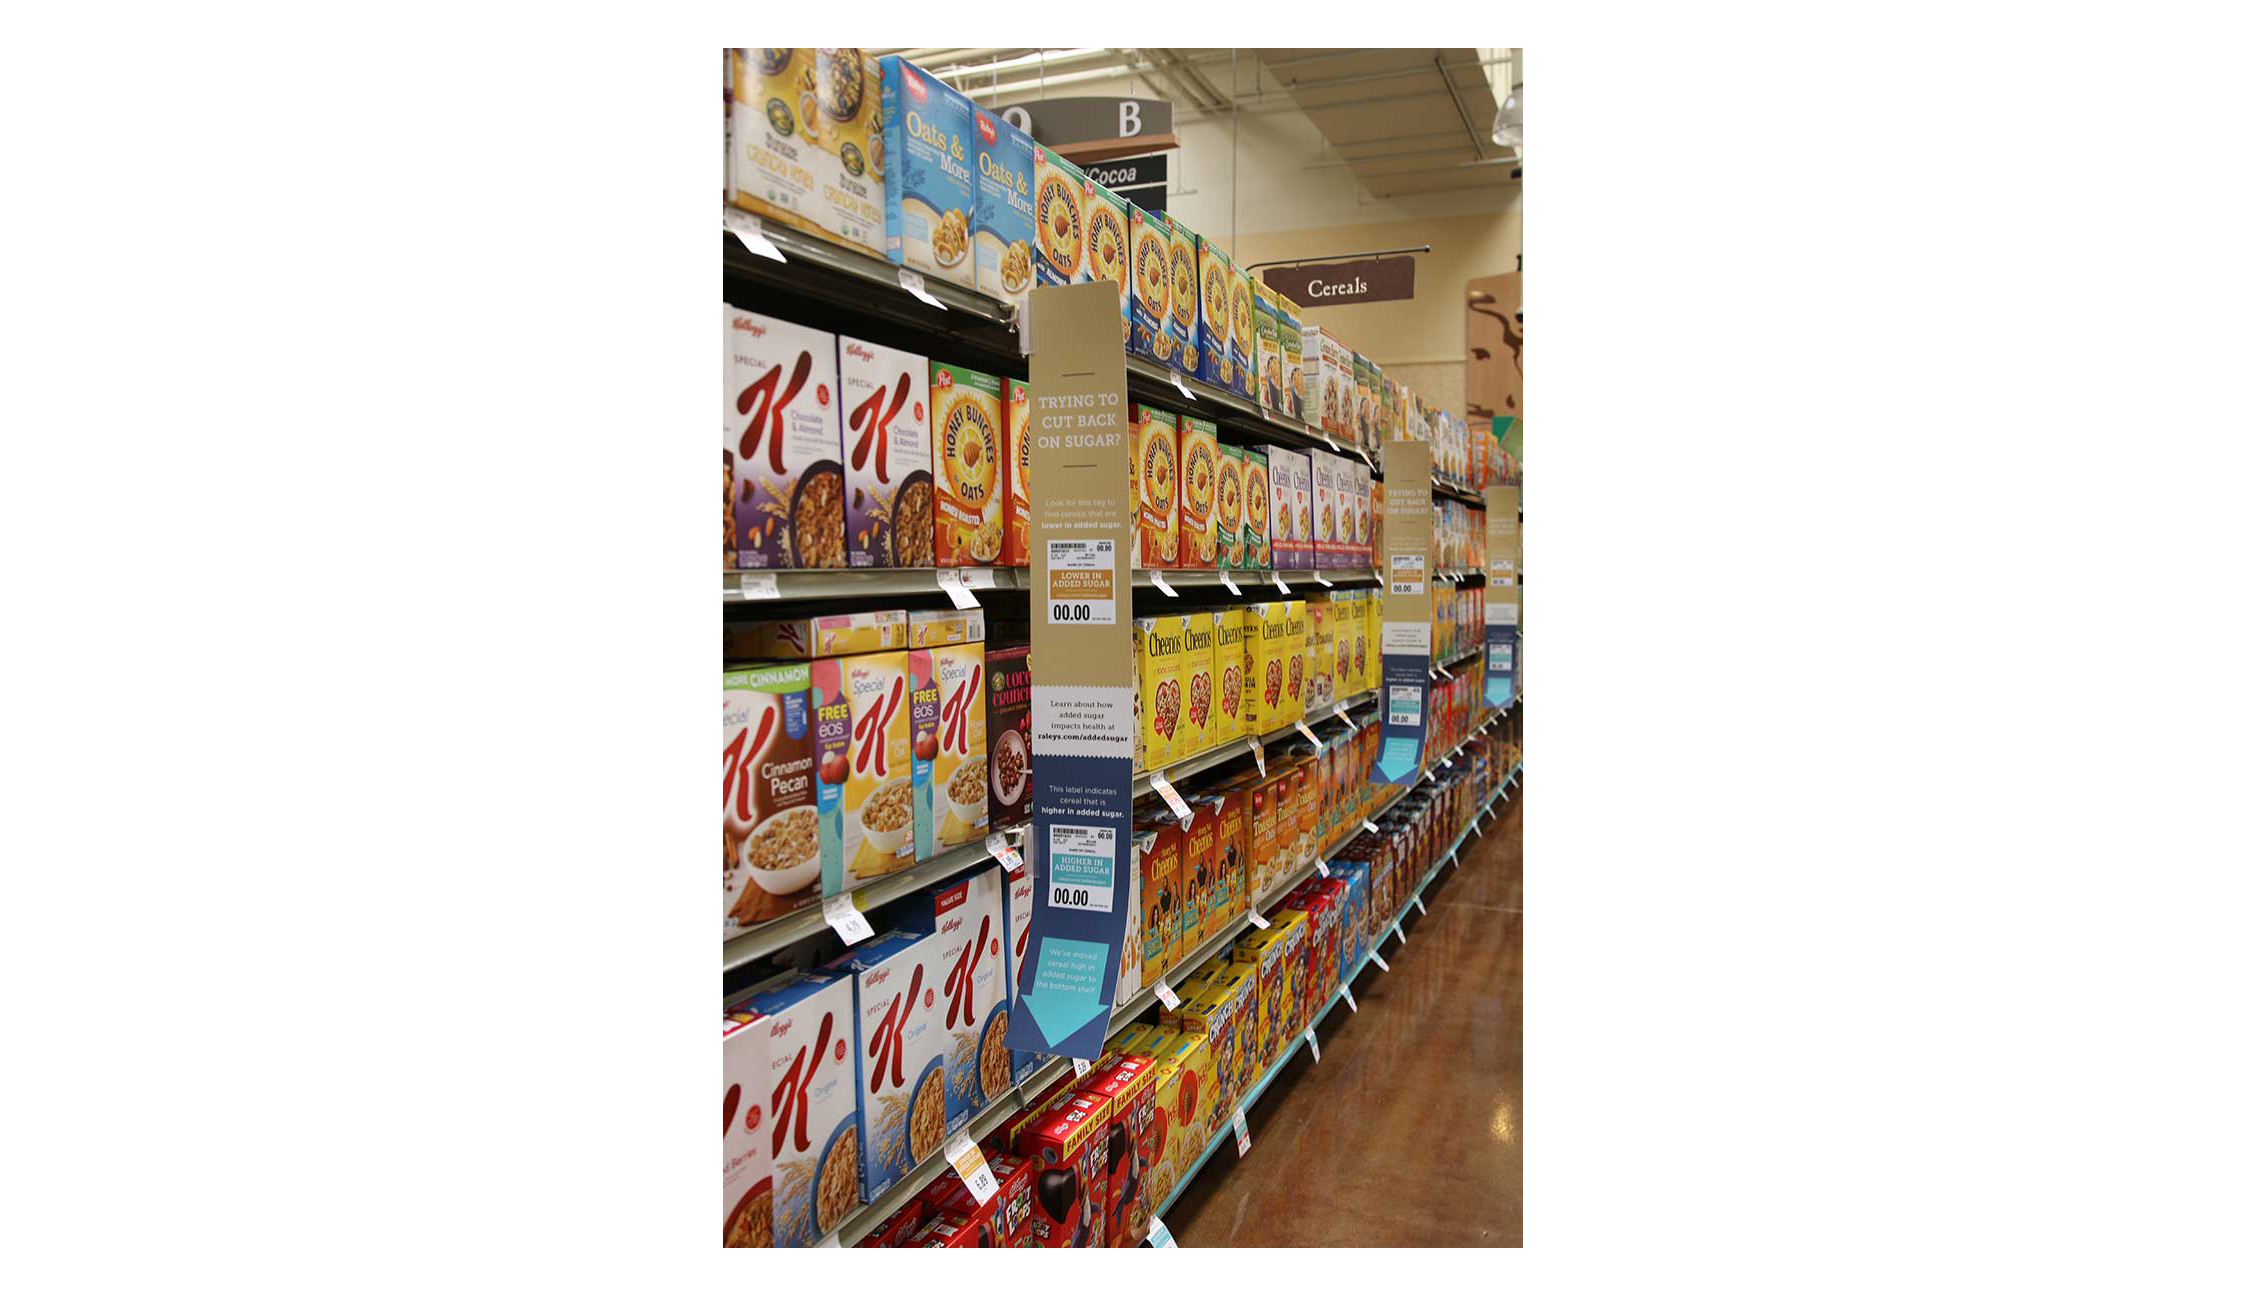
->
[1373,438,1432,783]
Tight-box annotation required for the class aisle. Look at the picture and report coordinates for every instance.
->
[1165,787,1524,1247]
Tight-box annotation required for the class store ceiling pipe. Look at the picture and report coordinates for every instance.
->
[969,60,1161,100]
[926,47,1109,79]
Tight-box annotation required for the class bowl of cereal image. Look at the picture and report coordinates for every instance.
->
[933,210,970,270]
[938,759,988,831]
[860,776,916,857]
[742,805,822,898]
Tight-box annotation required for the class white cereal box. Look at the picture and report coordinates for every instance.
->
[896,865,1011,1130]
[1003,856,1041,1086]
[837,335,934,569]
[1309,449,1346,569]
[722,1010,773,1247]
[733,969,862,1246]
[725,306,845,570]
[829,929,950,1203]
[1260,445,1312,570]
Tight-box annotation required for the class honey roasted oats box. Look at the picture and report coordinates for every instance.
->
[723,664,827,936]
[828,929,948,1204]
[837,335,933,569]
[733,969,862,1247]
[1127,202,1175,367]
[930,362,1004,566]
[725,307,845,570]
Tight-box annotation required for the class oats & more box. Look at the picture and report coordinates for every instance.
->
[970,105,1034,309]
[879,57,975,287]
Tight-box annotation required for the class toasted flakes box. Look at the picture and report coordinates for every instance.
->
[879,57,975,286]
[829,930,948,1203]
[725,307,844,570]
[1177,415,1220,569]
[1196,235,1235,389]
[734,969,861,1247]
[1134,614,1187,770]
[970,106,1034,309]
[1131,404,1179,568]
[724,664,827,935]
[1031,142,1086,286]
[838,335,933,569]
[896,866,1011,1128]
[1164,213,1202,376]
[813,650,915,890]
[1127,203,1175,366]
[1214,443,1245,569]
[930,362,1005,566]
[1000,378,1031,565]
[1214,606,1248,747]
[1241,450,1270,569]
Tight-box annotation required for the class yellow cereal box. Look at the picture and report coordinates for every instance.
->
[812,649,916,888]
[1177,612,1217,758]
[1083,179,1131,339]
[1250,601,1290,735]
[913,640,986,854]
[1281,599,1308,726]
[1176,415,1219,569]
[1305,593,1334,713]
[1134,615,1187,770]
[1213,607,1249,746]
[1214,443,1245,569]
[1143,1029,1212,1208]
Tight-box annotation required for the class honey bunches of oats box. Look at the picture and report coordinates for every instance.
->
[725,307,844,571]
[1227,259,1256,399]
[1164,212,1202,376]
[827,929,947,1204]
[1241,449,1270,569]
[1176,415,1220,569]
[732,969,861,1247]
[837,335,933,570]
[879,56,975,287]
[1127,202,1175,367]
[894,865,1009,1131]
[1214,443,1244,570]
[1030,142,1086,287]
[1131,404,1179,569]
[999,378,1031,566]
[1083,178,1131,340]
[929,363,1004,566]
[1196,235,1236,390]
[969,105,1033,310]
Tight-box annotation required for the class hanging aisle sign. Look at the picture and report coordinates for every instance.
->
[1484,484,1520,707]
[1006,282,1137,1062]
[1374,439,1432,783]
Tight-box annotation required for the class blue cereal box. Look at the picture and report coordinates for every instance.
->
[970,106,1034,310]
[1164,212,1204,377]
[879,57,975,287]
[1127,202,1176,367]
[1196,234,1236,391]
[1031,141,1086,287]
[1085,177,1131,340]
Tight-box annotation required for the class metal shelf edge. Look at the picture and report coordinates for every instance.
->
[721,831,1018,973]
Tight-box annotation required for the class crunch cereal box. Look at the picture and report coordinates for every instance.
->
[725,306,844,570]
[930,362,1005,566]
[837,335,933,569]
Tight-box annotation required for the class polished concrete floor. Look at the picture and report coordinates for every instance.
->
[1166,787,1524,1247]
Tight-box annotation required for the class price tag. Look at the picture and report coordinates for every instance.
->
[1153,979,1181,1011]
[943,1132,999,1204]
[961,567,999,590]
[1394,925,1407,946]
[986,833,1024,873]
[1498,786,1510,802]
[1442,756,1455,768]
[1413,896,1427,917]
[821,893,874,945]
[1313,572,1334,587]
[1148,1215,1177,1248]
[1338,709,1358,733]
[1373,572,1385,586]
[1339,986,1357,1013]
[1170,371,1197,402]
[1304,1029,1320,1064]
[1073,1057,1093,1079]
[1361,819,1380,836]
[1246,909,1270,930]
[1219,570,1240,596]
[734,571,779,600]
[1316,859,1329,877]
[816,1229,842,1248]
[723,210,788,263]
[1148,772,1192,826]
[1368,950,1389,971]
[1323,432,1339,453]
[1293,721,1324,752]
[1470,820,1484,839]
[1249,736,1266,776]
[934,568,979,609]
[1149,570,1179,598]
[1272,575,1291,595]
[1232,1106,1251,1156]
[896,268,948,310]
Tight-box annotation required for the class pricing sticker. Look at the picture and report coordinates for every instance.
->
[1148,1215,1177,1247]
[1073,1057,1093,1079]
[1046,538,1117,625]
[1153,979,1181,1011]
[1394,925,1407,946]
[1338,709,1358,733]
[1340,986,1357,1013]
[1272,575,1291,595]
[1470,820,1484,839]
[1323,432,1339,453]
[1249,736,1266,776]
[934,568,980,609]
[822,893,873,945]
[961,567,999,590]
[1246,909,1270,930]
[1390,552,1425,596]
[944,1132,999,1204]
[896,268,948,310]
[1293,720,1324,752]
[1305,1029,1320,1063]
[1370,947,1392,970]
[1149,772,1193,827]
[1316,859,1329,878]
[1170,370,1197,402]
[1413,896,1427,917]
[1373,571,1385,587]
[1219,570,1240,596]
[1313,572,1334,588]
[986,833,1024,873]
[1232,1106,1251,1156]
[1361,819,1380,836]
[735,571,779,600]
[723,210,787,263]
[1149,570,1178,598]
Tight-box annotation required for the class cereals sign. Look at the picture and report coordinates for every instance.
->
[1260,257,1417,307]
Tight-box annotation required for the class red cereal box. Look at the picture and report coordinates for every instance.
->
[1015,1091,1110,1247]
[927,1147,1034,1248]
[1084,1056,1158,1246]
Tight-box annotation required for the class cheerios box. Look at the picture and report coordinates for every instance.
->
[812,650,915,890]
[1031,142,1087,288]
[722,1010,773,1248]
[1178,612,1218,759]
[1177,415,1220,569]
[1214,443,1245,569]
[930,362,1004,566]
[1138,820,1183,983]
[1127,202,1175,367]
[1131,404,1179,569]
[1163,213,1203,377]
[970,106,1034,310]
[1252,279,1284,414]
[1213,606,1249,746]
[725,306,844,570]
[724,664,830,938]
[1241,449,1271,570]
[1309,448,1345,568]
[1261,445,1312,570]
[1276,291,1305,419]
[1083,179,1131,339]
[838,335,933,570]
[1196,235,1237,391]
[1249,600,1290,735]
[896,865,1011,1131]
[911,638,987,855]
[1132,615,1186,771]
[1281,599,1308,725]
[733,969,863,1246]
[879,56,975,287]
[829,929,948,1204]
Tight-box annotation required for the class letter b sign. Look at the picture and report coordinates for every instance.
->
[1119,101,1141,138]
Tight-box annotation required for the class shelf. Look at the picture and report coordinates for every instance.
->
[1133,567,1378,593]
[723,222,1022,370]
[1123,356,1374,464]
[721,830,1022,973]
[1130,693,1372,800]
[1432,481,1486,507]
[722,566,1383,604]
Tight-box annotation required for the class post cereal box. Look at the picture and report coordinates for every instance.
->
[1353,352,1380,447]
[1131,404,1179,568]
[999,378,1031,566]
[1179,801,1217,952]
[723,664,827,936]
[812,650,915,890]
[1016,1092,1109,1248]
[1084,179,1131,339]
[828,930,947,1203]
[1177,415,1220,569]
[1227,260,1255,399]
[1214,443,1245,569]
[726,306,844,570]
[722,1009,772,1248]
[1127,202,1175,367]
[1214,606,1248,747]
[1137,820,1181,983]
[930,362,1005,566]
[1196,235,1235,390]
[1133,614,1187,771]
[1309,449,1343,569]
[896,866,1011,1128]
[1031,142,1086,287]
[1252,278,1283,413]
[1275,291,1304,419]
[985,643,1032,827]
[1178,612,1217,759]
[1164,213,1202,377]
[1002,859,1041,1086]
[970,106,1034,310]
[1252,600,1291,735]
[913,638,987,853]
[837,335,933,569]
[1281,600,1307,726]
[1261,445,1311,570]
[879,57,975,287]
[1241,450,1270,569]
[733,969,861,1247]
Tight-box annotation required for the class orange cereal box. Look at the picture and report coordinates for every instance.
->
[931,362,1005,566]
[1177,415,1220,569]
[1131,404,1179,568]
[999,378,1031,566]
[1179,800,1217,952]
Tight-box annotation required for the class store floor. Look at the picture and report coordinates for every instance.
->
[1166,788,1524,1247]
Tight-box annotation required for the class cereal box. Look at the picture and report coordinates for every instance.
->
[1309,449,1344,569]
[1352,459,1374,568]
[1127,202,1175,367]
[815,50,886,257]
[1179,801,1216,951]
[1114,837,1145,1005]
[1177,415,1220,569]
[1241,450,1270,570]
[1084,1057,1157,1245]
[1000,378,1031,565]
[728,608,908,660]
[1080,177,1131,338]
[727,49,820,241]
[811,650,915,890]
[925,1148,1034,1247]
[1131,404,1179,568]
[725,307,844,570]
[1370,479,1385,568]
[722,1009,773,1247]
[1178,612,1217,759]
[1282,600,1308,726]
[1227,259,1256,399]
[837,335,933,569]
[1251,600,1290,735]
[1353,352,1380,447]
[1247,768,1294,903]
[1031,142,1086,287]
[895,865,1011,1129]
[1164,212,1202,376]
[1275,291,1304,420]
[985,643,1032,828]
[1210,783,1250,926]
[907,607,983,649]
[1306,325,1356,443]
[1133,614,1187,771]
[828,929,948,1203]
[1381,374,1402,444]
[1229,929,1285,1077]
[1287,758,1317,872]
[1214,443,1245,569]
[1305,594,1334,713]
[1016,1091,1109,1248]
[723,664,827,935]
[969,106,1034,309]
[733,969,861,1246]
[913,639,987,853]
[1143,1029,1212,1208]
[879,57,975,287]
[1213,606,1248,747]
[1260,445,1311,570]
[1001,857,1041,1086]
[1136,822,1177,983]
[1252,278,1283,414]
[930,362,1005,566]
[1195,234,1235,390]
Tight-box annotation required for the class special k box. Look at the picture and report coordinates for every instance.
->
[1134,614,1187,771]
[911,639,987,854]
[727,608,908,661]
[1241,450,1271,569]
[1177,612,1218,758]
[1260,445,1312,570]
[733,969,861,1246]
[1130,404,1179,568]
[811,650,915,891]
[838,335,933,569]
[1002,857,1041,1086]
[829,929,948,1203]
[1176,415,1220,569]
[896,865,1011,1130]
[1000,378,1031,565]
[726,306,844,571]
[931,362,1005,566]
[1213,606,1249,746]
[723,664,828,936]
[722,1010,772,1247]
